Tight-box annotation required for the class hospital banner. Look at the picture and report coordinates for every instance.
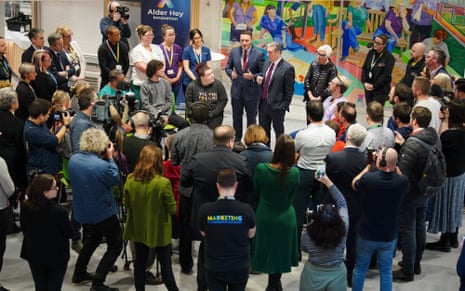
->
[141,0,191,47]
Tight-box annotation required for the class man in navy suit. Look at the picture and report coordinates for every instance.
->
[325,123,368,287]
[257,41,295,142]
[47,33,77,92]
[226,31,265,142]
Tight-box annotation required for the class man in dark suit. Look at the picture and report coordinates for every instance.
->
[47,33,77,92]
[325,123,368,287]
[180,125,250,291]
[225,30,265,142]
[257,41,295,142]
[21,28,46,64]
[98,25,129,89]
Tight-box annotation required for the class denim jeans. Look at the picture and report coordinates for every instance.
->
[312,4,327,40]
[399,197,427,274]
[352,236,397,291]
[341,20,362,57]
[73,215,123,286]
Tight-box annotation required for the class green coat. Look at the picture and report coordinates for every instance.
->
[123,174,177,248]
[251,163,300,273]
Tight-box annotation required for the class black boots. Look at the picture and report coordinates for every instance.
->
[425,233,451,252]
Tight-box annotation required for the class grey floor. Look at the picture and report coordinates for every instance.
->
[1,73,462,290]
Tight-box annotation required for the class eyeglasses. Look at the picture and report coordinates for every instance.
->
[373,40,385,45]
[317,52,327,57]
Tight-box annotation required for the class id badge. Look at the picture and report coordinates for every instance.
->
[116,64,122,71]
[368,72,372,79]
[167,69,174,75]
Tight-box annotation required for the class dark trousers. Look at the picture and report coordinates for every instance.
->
[293,168,322,252]
[29,261,67,291]
[73,215,123,286]
[168,112,189,130]
[364,90,388,106]
[134,242,178,291]
[409,23,432,47]
[258,102,285,143]
[0,208,8,272]
[179,195,193,272]
[71,210,81,241]
[197,241,207,291]
[231,95,259,141]
[205,268,249,291]
[346,215,360,281]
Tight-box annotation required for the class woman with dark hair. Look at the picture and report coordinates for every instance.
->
[123,144,179,291]
[30,50,57,102]
[20,173,73,291]
[300,174,348,290]
[426,99,465,252]
[181,28,212,92]
[185,63,228,129]
[251,134,299,291]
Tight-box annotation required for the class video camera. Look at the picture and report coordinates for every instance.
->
[92,91,137,124]
[116,6,130,20]
[53,109,75,121]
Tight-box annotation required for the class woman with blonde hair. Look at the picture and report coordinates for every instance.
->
[30,50,56,102]
[15,63,37,120]
[130,24,165,105]
[123,144,179,291]
[56,25,86,86]
[432,73,452,94]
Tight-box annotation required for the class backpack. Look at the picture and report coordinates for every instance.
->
[409,137,446,197]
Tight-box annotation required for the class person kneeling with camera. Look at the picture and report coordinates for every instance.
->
[141,59,189,130]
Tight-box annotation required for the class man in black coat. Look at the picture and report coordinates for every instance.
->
[181,125,250,291]
[325,123,368,286]
[98,25,129,89]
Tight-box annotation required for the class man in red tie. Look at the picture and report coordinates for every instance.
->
[225,31,265,142]
[257,42,295,143]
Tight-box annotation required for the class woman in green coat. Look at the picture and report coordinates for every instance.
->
[123,144,179,291]
[251,134,300,291]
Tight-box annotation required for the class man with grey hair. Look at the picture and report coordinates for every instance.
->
[69,128,122,290]
[0,87,26,233]
[123,111,156,173]
[303,44,337,103]
[257,42,295,141]
[47,32,77,92]
[325,123,368,286]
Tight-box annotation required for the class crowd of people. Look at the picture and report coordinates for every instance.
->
[0,1,465,291]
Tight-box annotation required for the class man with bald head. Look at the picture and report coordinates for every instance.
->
[400,42,426,87]
[351,147,409,289]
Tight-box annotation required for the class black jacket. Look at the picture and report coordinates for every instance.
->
[361,49,395,102]
[304,60,337,102]
[400,56,425,87]
[398,127,439,197]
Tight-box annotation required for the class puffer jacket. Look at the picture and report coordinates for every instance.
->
[398,127,439,196]
[303,60,337,102]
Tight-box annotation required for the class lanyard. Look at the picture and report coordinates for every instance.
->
[370,52,383,71]
[106,40,119,63]
[163,44,174,68]
[193,46,202,64]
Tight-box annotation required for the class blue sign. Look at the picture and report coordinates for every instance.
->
[141,0,191,47]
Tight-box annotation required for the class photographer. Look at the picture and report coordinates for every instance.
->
[24,98,71,178]
[141,59,189,130]
[68,128,122,290]
[100,1,131,48]
[98,69,127,98]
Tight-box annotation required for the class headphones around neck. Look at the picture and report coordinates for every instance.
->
[379,147,389,167]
